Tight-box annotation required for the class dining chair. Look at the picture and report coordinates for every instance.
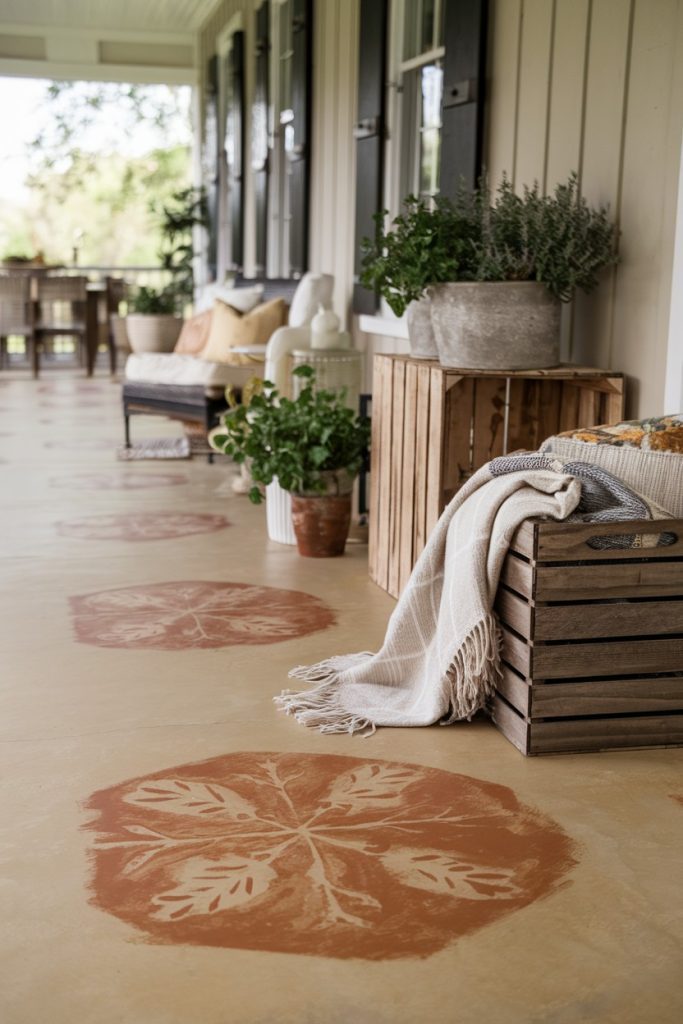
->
[0,275,36,375]
[34,275,89,374]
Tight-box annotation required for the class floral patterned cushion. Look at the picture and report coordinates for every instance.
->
[558,414,683,454]
[540,414,683,517]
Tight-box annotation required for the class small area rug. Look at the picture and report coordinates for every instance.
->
[116,438,191,461]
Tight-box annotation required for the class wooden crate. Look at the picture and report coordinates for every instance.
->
[368,355,625,598]
[490,517,683,755]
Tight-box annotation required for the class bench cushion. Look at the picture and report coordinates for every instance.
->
[124,352,263,389]
[541,414,683,517]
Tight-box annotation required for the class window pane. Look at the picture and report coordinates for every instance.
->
[403,0,437,60]
[419,64,442,197]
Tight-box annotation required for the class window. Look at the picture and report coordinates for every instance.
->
[389,0,445,212]
[267,0,294,278]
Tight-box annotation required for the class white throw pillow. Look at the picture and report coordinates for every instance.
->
[195,282,264,315]
[288,273,334,327]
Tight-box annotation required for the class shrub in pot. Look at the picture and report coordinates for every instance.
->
[360,173,619,370]
[209,366,370,557]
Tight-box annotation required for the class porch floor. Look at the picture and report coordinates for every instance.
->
[1,372,681,1024]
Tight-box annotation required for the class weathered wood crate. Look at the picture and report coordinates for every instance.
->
[368,354,624,598]
[490,517,683,755]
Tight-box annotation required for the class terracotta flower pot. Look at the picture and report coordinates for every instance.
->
[290,493,352,557]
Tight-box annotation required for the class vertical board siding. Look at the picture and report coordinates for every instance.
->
[198,1,681,419]
[514,0,555,189]
[486,0,522,185]
[544,0,590,189]
[485,0,681,417]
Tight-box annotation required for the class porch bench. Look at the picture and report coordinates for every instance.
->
[122,381,228,462]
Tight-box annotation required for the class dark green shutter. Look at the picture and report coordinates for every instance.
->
[352,0,388,314]
[225,31,246,272]
[204,55,219,282]
[253,2,270,276]
[289,0,313,278]
[439,0,488,197]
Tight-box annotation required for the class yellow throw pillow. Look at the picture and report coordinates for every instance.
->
[200,298,287,365]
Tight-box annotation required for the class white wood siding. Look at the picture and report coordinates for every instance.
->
[200,0,683,416]
[487,0,683,417]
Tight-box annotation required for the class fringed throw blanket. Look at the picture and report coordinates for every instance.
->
[276,454,672,736]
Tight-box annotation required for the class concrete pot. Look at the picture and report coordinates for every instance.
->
[126,314,183,354]
[405,297,438,360]
[429,281,561,370]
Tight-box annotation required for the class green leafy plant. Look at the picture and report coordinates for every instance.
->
[155,186,209,307]
[128,284,177,316]
[209,366,371,504]
[360,173,619,316]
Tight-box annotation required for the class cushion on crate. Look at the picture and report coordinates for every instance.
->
[540,414,683,517]
[194,282,264,315]
[199,298,287,365]
[124,352,264,388]
[173,309,213,355]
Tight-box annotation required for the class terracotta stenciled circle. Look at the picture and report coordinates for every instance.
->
[50,472,188,490]
[57,512,230,542]
[85,751,577,960]
[70,581,335,649]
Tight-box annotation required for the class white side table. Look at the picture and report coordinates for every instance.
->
[291,347,363,412]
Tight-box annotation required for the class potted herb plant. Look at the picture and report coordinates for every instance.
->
[360,173,618,370]
[209,366,370,557]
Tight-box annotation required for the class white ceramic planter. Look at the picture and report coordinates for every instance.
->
[405,296,438,359]
[429,281,561,370]
[265,480,297,545]
[126,314,183,354]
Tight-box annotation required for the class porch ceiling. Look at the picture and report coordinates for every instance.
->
[0,0,223,83]
[0,0,220,35]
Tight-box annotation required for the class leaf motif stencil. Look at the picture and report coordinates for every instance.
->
[322,763,423,812]
[86,751,577,960]
[151,855,275,920]
[123,779,258,820]
[380,847,525,900]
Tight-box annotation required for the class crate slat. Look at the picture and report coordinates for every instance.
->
[528,714,683,755]
[532,637,683,679]
[534,561,683,601]
[398,362,418,594]
[533,600,683,641]
[388,360,406,598]
[533,518,683,561]
[530,676,683,718]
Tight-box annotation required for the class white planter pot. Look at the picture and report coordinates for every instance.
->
[265,480,297,545]
[126,314,183,354]
[429,281,561,370]
[405,296,438,359]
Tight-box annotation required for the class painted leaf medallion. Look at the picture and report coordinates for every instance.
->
[85,751,577,959]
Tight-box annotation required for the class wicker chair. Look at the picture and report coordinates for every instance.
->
[0,276,36,375]
[34,275,89,374]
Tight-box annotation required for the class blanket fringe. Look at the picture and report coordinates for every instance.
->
[274,652,376,736]
[442,613,503,723]
[275,614,502,736]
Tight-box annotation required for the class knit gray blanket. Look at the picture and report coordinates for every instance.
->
[276,454,671,735]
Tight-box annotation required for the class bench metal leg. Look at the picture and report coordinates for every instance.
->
[124,411,131,448]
